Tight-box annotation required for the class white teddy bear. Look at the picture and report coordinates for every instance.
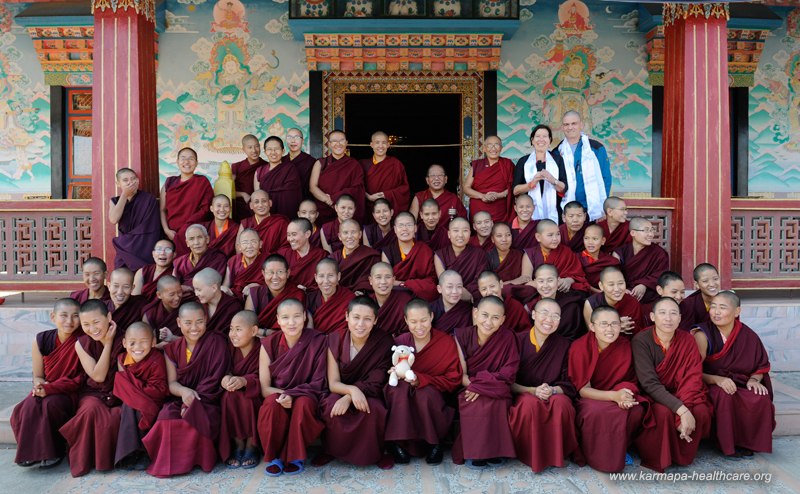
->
[388,345,416,386]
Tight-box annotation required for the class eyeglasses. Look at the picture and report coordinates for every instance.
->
[631,228,655,234]
[154,247,174,254]
[178,156,197,162]
[239,240,260,246]
[395,223,415,229]
[485,143,501,149]
[535,310,561,321]
[286,135,302,140]
[612,207,628,212]
[264,270,287,278]
[595,321,621,329]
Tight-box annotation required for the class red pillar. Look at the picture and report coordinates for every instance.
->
[660,3,732,287]
[91,0,158,262]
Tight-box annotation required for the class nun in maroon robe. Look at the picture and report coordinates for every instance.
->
[413,189,467,228]
[11,328,82,465]
[469,235,494,252]
[112,190,163,271]
[205,218,240,257]
[258,328,328,465]
[560,222,588,253]
[278,245,328,290]
[382,241,438,301]
[218,336,262,464]
[527,291,586,340]
[70,287,112,307]
[580,250,620,289]
[416,223,450,251]
[205,293,244,334]
[143,330,231,478]
[696,320,774,455]
[508,330,578,472]
[502,297,531,333]
[307,287,355,334]
[435,244,489,300]
[569,331,649,473]
[489,247,524,283]
[587,292,648,336]
[143,298,180,341]
[139,263,174,301]
[384,329,461,455]
[163,175,214,256]
[321,220,343,253]
[249,285,307,331]
[333,245,381,293]
[256,159,303,219]
[231,156,266,220]
[362,155,410,213]
[320,327,394,465]
[512,220,539,250]
[173,249,228,288]
[524,244,591,293]
[467,156,514,223]
[111,295,148,333]
[431,298,472,335]
[314,154,367,224]
[679,291,710,331]
[227,251,268,299]
[373,289,414,336]
[451,324,520,464]
[113,347,169,465]
[364,224,397,251]
[596,218,630,253]
[284,150,317,199]
[240,214,290,255]
[616,243,670,305]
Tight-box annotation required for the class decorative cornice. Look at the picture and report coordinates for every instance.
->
[662,3,729,28]
[91,0,155,23]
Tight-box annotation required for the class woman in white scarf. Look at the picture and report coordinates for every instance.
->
[512,125,567,223]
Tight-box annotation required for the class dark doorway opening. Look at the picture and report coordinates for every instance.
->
[344,93,462,199]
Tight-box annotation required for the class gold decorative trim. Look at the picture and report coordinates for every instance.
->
[92,0,155,23]
[662,3,729,28]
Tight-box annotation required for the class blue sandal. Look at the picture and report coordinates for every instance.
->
[284,460,305,475]
[241,449,259,470]
[265,458,285,476]
[226,449,244,469]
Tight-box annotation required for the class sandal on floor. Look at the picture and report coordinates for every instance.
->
[264,458,285,477]
[283,460,305,475]
[240,449,259,470]
[39,457,63,469]
[18,460,39,467]
[466,459,488,470]
[226,449,244,469]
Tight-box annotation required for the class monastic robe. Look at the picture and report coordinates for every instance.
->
[205,293,244,334]
[112,191,163,271]
[143,331,231,478]
[11,329,82,464]
[632,328,712,473]
[231,157,265,221]
[283,151,316,199]
[69,287,112,308]
[679,291,710,331]
[502,297,531,333]
[696,320,774,455]
[382,241,438,301]
[416,223,450,252]
[413,189,468,228]
[218,338,262,463]
[488,247,524,283]
[164,175,214,256]
[560,221,589,253]
[468,235,494,252]
[509,331,578,473]
[431,298,472,335]
[363,224,397,251]
[512,220,539,250]
[579,250,621,289]
[249,285,307,330]
[384,329,461,451]
[239,214,290,255]
[277,245,328,290]
[258,328,328,463]
[309,225,322,250]
[227,251,268,299]
[204,219,240,258]
[469,157,514,223]
[321,220,343,253]
[568,333,648,473]
[435,245,489,300]
[256,161,303,219]
[332,245,381,293]
[596,218,631,253]
[616,243,670,304]
[139,263,173,302]
[524,244,591,293]
[173,249,228,287]
[526,292,586,340]
[452,326,520,464]
[111,295,148,334]
[315,155,366,224]
[587,292,648,336]
[112,349,169,465]
[372,289,414,337]
[142,299,180,341]
[307,287,355,335]
[361,155,410,213]
[321,329,394,465]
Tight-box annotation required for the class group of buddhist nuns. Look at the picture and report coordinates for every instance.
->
[26,128,775,477]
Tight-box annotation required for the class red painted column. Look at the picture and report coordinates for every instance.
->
[91,0,158,262]
[660,3,732,287]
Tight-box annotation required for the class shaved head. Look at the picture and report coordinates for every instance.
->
[193,267,222,287]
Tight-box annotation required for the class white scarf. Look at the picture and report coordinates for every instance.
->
[523,150,559,222]
[559,133,607,221]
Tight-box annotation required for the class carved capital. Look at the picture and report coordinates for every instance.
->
[92,0,155,23]
[662,3,729,28]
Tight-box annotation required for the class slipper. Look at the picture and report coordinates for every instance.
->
[625,453,634,466]
[39,457,63,469]
[466,459,488,470]
[283,460,305,475]
[240,449,259,470]
[264,458,285,477]
[18,460,39,467]
[487,457,506,467]
[226,449,244,469]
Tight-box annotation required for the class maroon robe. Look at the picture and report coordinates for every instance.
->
[372,289,414,336]
[240,214,290,255]
[509,331,578,472]
[231,157,265,221]
[416,223,450,251]
[307,287,355,334]
[596,218,631,253]
[524,244,591,293]
[321,220,343,253]
[616,243,670,304]
[488,248,524,282]
[11,329,82,464]
[284,151,316,199]
[502,297,531,333]
[227,252,268,299]
[277,245,328,290]
[526,292,586,340]
[69,287,113,308]
[382,241,438,301]
[218,339,262,462]
[361,155,410,213]
[560,221,588,253]
[364,224,397,251]
[512,220,539,250]
[679,291,710,331]
[384,330,461,451]
[435,245,489,300]
[452,326,520,463]
[172,249,228,287]
[256,161,303,219]
[579,250,621,289]
[431,298,472,335]
[469,157,514,223]
[204,219,240,258]
[568,333,648,472]
[258,329,328,463]
[315,155,366,224]
[143,299,180,341]
[110,295,148,333]
[309,225,322,249]
[250,285,307,330]
[112,191,163,271]
[468,235,494,252]
[143,331,231,478]
[413,189,467,228]
[332,245,381,293]
[164,175,214,256]
[321,329,394,465]
[139,264,173,302]
[205,293,244,333]
[632,328,712,472]
[697,320,774,455]
[112,349,169,464]
[587,292,648,336]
